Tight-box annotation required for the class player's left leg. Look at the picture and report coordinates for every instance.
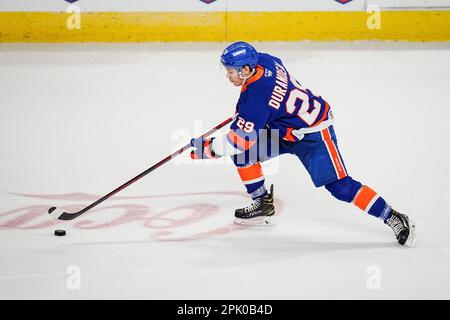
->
[294,126,416,247]
[324,178,416,246]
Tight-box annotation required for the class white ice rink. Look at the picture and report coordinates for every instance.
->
[0,42,449,299]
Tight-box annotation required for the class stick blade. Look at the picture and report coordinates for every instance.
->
[48,207,66,220]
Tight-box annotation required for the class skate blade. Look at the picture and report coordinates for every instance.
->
[234,216,276,227]
[405,219,417,248]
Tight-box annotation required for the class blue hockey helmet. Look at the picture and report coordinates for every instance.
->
[220,41,258,71]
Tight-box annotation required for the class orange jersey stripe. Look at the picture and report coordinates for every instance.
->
[313,101,330,127]
[322,128,346,179]
[241,65,264,93]
[237,162,264,182]
[284,127,296,142]
[227,130,257,151]
[353,185,378,211]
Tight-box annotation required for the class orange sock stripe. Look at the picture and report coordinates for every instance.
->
[322,128,347,179]
[237,162,264,182]
[353,185,377,211]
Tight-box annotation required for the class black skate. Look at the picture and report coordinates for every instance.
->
[385,209,417,247]
[234,185,275,226]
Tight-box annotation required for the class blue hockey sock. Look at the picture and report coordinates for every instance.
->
[325,177,393,221]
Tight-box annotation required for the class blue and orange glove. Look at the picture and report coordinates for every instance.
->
[190,137,221,160]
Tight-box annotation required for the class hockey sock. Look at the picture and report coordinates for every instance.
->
[236,162,267,199]
[352,185,392,221]
[325,177,392,221]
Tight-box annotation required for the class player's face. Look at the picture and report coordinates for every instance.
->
[225,67,244,86]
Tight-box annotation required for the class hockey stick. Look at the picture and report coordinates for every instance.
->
[48,116,236,221]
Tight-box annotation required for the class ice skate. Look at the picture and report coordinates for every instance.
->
[385,209,417,247]
[234,185,275,226]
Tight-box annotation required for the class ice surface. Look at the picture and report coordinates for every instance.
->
[0,42,449,299]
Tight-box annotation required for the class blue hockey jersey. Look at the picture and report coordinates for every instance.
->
[213,52,334,156]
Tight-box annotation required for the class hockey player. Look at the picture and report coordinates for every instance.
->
[190,42,416,247]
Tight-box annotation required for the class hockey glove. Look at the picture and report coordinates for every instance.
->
[190,137,221,160]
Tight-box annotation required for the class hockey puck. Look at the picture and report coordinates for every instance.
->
[54,230,66,236]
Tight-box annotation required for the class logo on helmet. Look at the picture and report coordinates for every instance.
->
[232,49,247,57]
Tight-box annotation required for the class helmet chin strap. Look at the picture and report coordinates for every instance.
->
[239,68,256,85]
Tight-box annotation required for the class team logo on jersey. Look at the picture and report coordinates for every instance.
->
[200,0,218,4]
[335,0,354,4]
[328,109,334,120]
[264,69,273,78]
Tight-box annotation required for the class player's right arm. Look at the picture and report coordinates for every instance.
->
[191,77,272,159]
[190,102,270,159]
[189,117,255,159]
[210,94,270,157]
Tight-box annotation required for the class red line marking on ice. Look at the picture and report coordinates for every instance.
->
[1,191,284,241]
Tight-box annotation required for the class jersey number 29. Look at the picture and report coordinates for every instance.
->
[236,116,255,133]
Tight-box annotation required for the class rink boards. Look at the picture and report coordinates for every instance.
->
[0,0,449,42]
